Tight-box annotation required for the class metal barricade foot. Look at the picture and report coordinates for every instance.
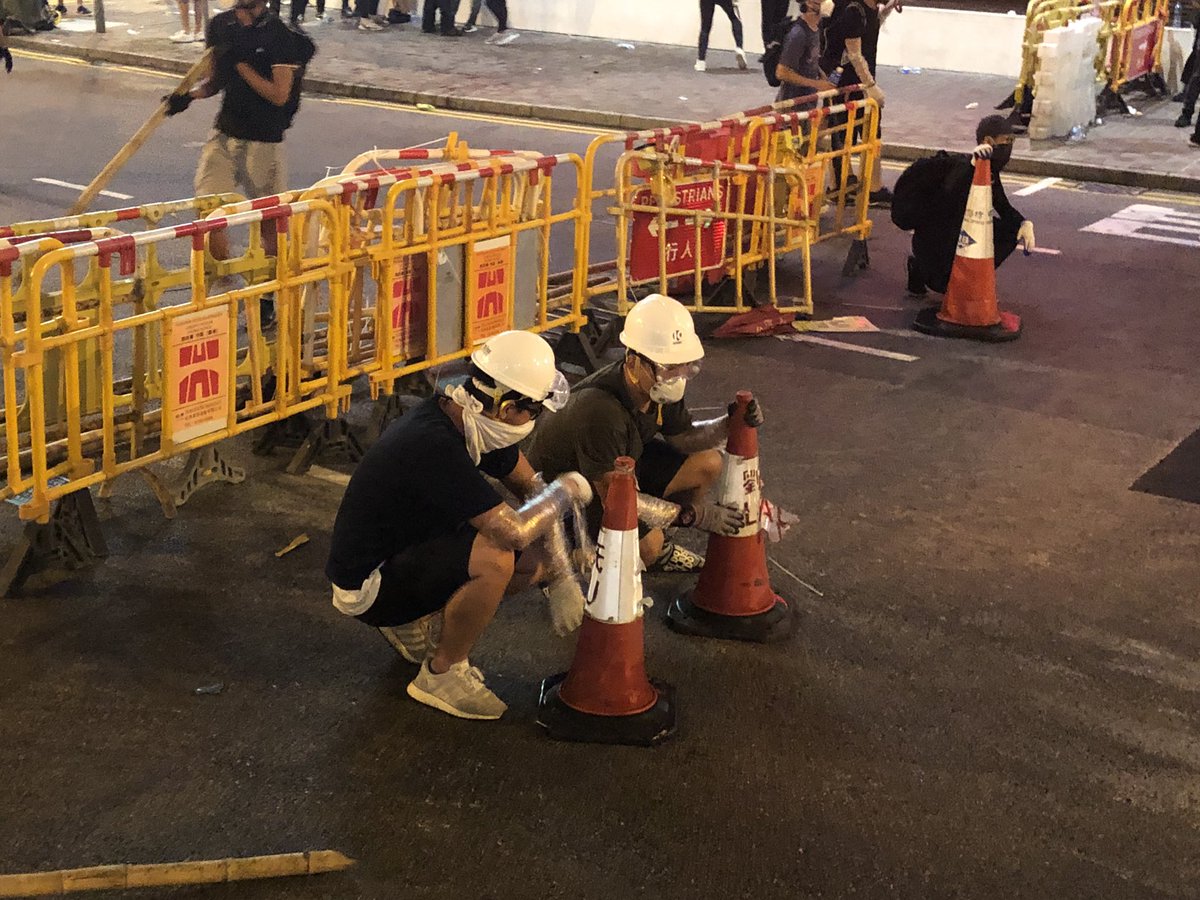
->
[842,239,871,277]
[555,308,622,375]
[284,418,365,476]
[0,490,108,598]
[172,445,247,509]
[365,393,426,446]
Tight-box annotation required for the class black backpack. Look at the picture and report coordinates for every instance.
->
[890,151,967,232]
[761,15,795,88]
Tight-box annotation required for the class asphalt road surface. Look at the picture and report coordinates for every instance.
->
[3,55,1200,900]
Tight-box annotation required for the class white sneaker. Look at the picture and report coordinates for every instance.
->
[462,23,477,32]
[378,611,442,663]
[694,59,706,72]
[357,16,383,29]
[407,659,507,720]
[488,30,518,44]
[169,28,192,42]
[735,48,747,70]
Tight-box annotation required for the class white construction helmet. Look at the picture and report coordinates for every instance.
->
[471,330,569,410]
[618,294,705,366]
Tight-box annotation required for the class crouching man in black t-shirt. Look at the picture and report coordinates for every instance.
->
[527,294,764,576]
[326,332,591,721]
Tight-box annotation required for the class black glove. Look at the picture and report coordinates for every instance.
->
[729,397,765,428]
[162,91,193,116]
[1,47,12,75]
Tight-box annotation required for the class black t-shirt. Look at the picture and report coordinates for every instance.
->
[819,0,880,87]
[525,360,693,486]
[207,10,306,143]
[325,397,518,589]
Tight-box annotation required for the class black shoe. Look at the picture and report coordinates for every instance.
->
[869,187,893,207]
[75,3,90,14]
[441,26,463,36]
[1176,113,1193,128]
[1190,135,1200,150]
[905,255,927,297]
[421,25,436,32]
[1173,91,1185,102]
[54,2,66,12]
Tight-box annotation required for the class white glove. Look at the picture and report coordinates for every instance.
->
[865,83,886,108]
[1018,220,1036,252]
[545,577,585,636]
[972,143,993,160]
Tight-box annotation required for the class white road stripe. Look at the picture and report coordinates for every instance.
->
[779,334,920,362]
[1015,176,1062,197]
[1029,247,1062,255]
[33,178,133,201]
[1081,203,1200,248]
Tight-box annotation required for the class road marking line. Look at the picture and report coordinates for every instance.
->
[1082,203,1200,248]
[1015,176,1062,197]
[1029,246,1062,255]
[33,177,132,200]
[780,334,920,362]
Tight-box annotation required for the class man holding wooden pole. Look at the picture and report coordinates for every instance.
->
[163,0,315,322]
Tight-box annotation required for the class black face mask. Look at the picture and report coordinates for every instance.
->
[990,144,1013,172]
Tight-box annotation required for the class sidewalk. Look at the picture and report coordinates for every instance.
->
[12,2,1200,192]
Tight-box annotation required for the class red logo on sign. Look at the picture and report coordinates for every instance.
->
[177,340,221,403]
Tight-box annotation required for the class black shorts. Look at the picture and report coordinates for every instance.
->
[355,525,480,628]
[585,439,688,539]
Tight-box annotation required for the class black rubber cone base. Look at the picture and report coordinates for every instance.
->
[536,673,677,747]
[913,307,1021,343]
[667,592,793,643]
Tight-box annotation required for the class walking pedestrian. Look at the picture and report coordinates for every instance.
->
[760,0,789,50]
[326,331,588,721]
[1173,10,1200,131]
[695,0,748,72]
[0,30,12,74]
[462,0,506,33]
[170,0,207,42]
[163,0,315,324]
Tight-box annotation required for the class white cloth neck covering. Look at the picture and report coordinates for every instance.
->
[446,383,535,464]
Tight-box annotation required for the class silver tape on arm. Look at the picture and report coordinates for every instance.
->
[665,415,730,455]
[477,473,593,552]
[637,492,681,529]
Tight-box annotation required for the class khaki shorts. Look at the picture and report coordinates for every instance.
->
[194,131,287,201]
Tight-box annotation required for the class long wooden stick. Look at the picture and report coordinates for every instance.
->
[0,849,355,897]
[67,51,212,217]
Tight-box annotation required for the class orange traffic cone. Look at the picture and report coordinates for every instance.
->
[913,156,1022,343]
[667,392,792,643]
[537,456,676,746]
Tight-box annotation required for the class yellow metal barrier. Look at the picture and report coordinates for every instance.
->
[590,95,879,316]
[1012,0,1122,106]
[1107,0,1170,92]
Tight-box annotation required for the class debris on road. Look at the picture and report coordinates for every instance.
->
[275,534,310,557]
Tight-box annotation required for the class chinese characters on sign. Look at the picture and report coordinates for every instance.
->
[629,177,727,282]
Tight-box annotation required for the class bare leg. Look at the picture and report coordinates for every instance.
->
[429,532,513,673]
[662,448,723,508]
[193,0,208,34]
[639,527,665,569]
[507,543,548,595]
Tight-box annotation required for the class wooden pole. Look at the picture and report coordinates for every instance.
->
[0,849,355,897]
[67,51,212,217]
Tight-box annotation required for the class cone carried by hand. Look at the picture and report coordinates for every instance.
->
[667,392,792,643]
[913,156,1022,342]
[536,457,676,747]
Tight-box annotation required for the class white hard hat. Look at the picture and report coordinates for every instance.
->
[618,294,705,366]
[471,330,569,411]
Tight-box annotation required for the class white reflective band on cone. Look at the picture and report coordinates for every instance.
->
[714,451,762,539]
[584,527,644,624]
[956,181,995,261]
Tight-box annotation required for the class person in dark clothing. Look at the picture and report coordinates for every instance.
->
[892,115,1035,297]
[463,0,507,33]
[760,0,789,49]
[775,0,836,107]
[695,0,747,72]
[1173,11,1200,141]
[422,0,461,35]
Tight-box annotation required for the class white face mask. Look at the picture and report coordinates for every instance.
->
[447,384,536,464]
[649,376,687,405]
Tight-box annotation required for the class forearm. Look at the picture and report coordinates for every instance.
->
[665,415,729,455]
[777,64,829,90]
[637,493,682,530]
[475,473,592,552]
[845,40,874,85]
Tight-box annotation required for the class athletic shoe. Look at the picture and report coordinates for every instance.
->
[868,187,893,207]
[694,59,706,72]
[54,2,65,12]
[735,48,747,70]
[378,611,442,663]
[442,26,464,36]
[76,4,91,14]
[407,659,507,720]
[1190,136,1200,150]
[1175,114,1192,128]
[491,30,518,44]
[169,28,193,42]
[651,541,705,574]
[358,16,383,30]
[462,23,477,32]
